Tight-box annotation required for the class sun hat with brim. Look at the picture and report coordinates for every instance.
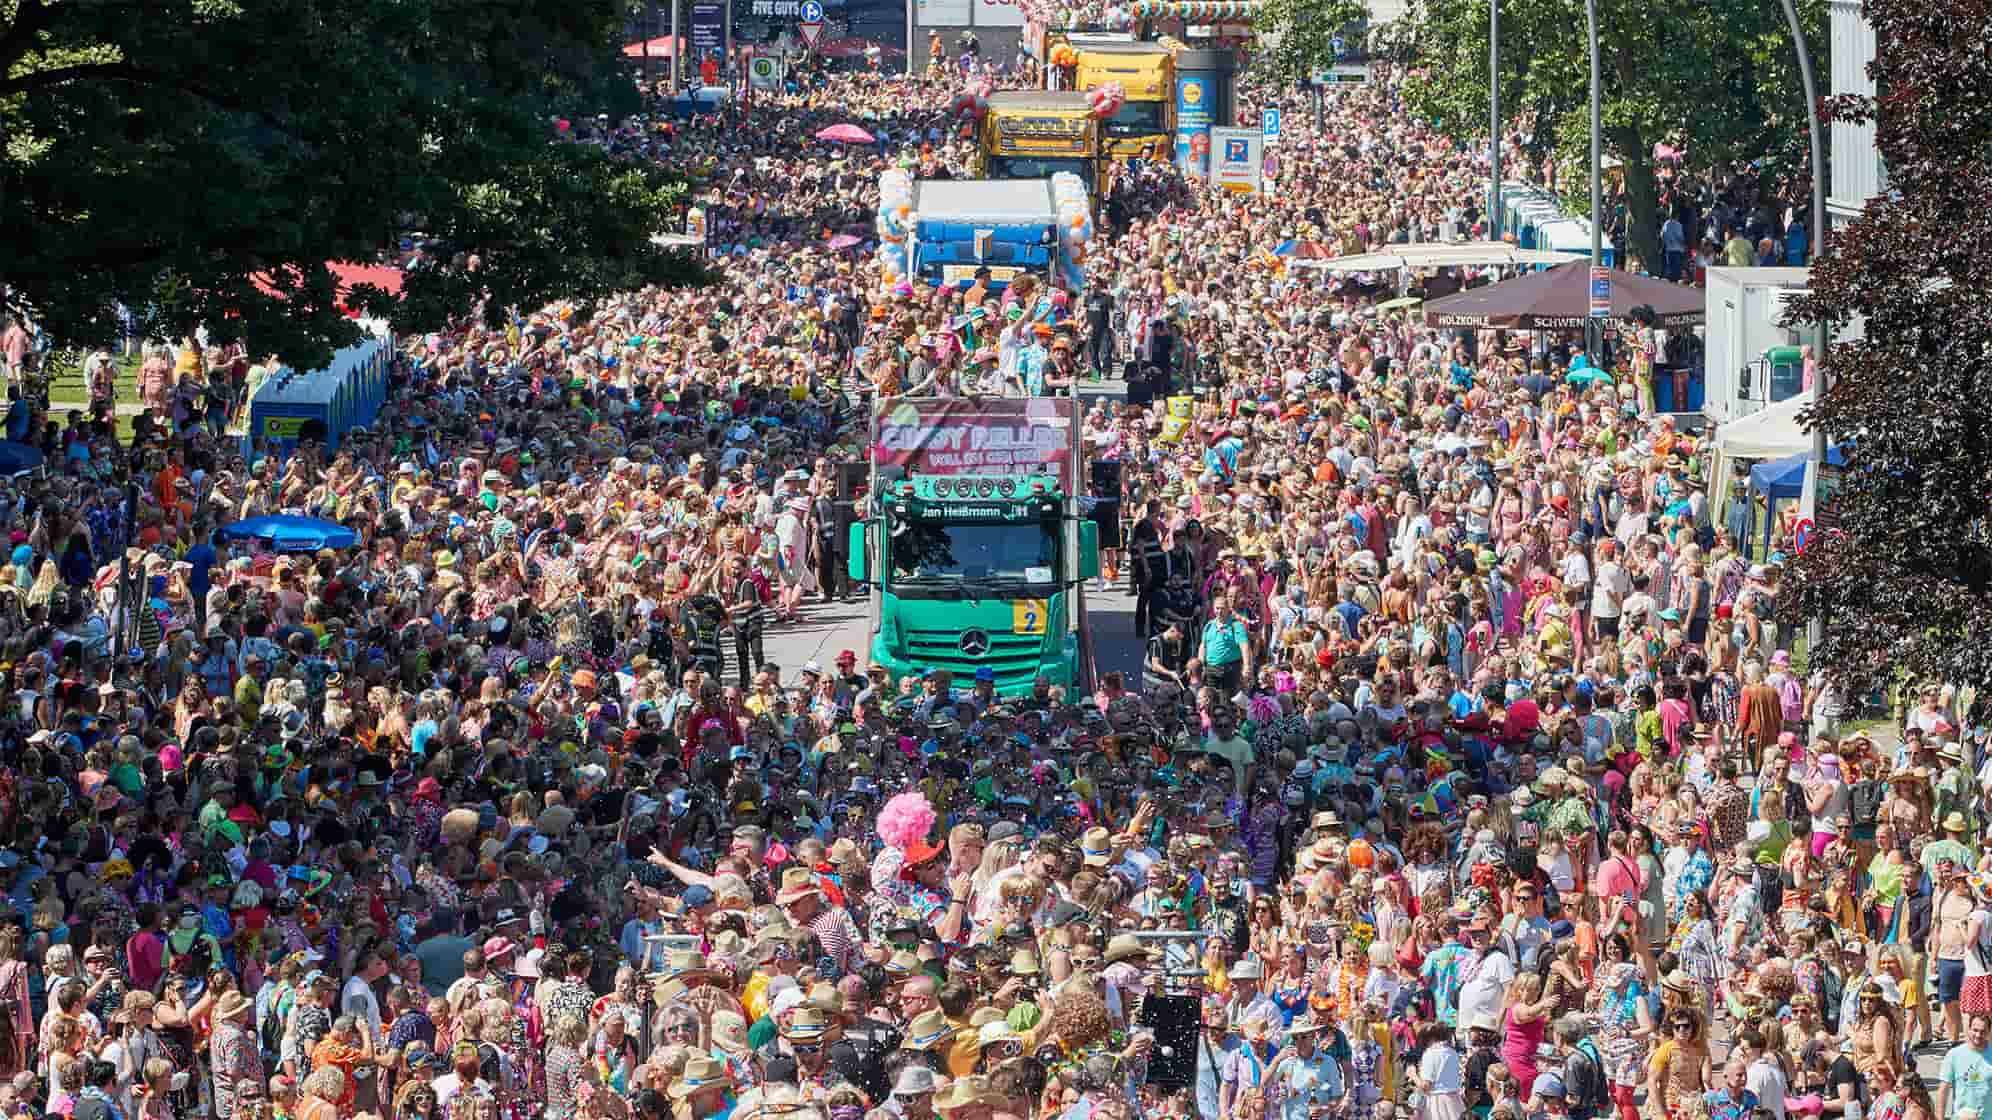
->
[1286,1015,1323,1035]
[654,950,716,983]
[892,1066,941,1097]
[900,839,944,869]
[977,1021,1021,1049]
[782,1006,831,1041]
[214,991,254,1021]
[901,1010,955,1051]
[1103,934,1161,964]
[775,867,823,905]
[1946,811,1971,833]
[936,1076,997,1112]
[668,1056,736,1100]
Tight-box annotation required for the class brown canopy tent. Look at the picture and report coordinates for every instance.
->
[1420,261,1705,330]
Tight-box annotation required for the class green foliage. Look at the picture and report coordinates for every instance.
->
[0,0,711,370]
[1252,0,1368,84]
[1780,0,1992,692]
[1399,0,1822,270]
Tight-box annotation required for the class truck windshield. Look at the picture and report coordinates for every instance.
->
[1103,100,1166,137]
[990,156,1091,181]
[889,519,1059,586]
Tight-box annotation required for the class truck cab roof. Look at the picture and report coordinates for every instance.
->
[985,90,1098,113]
[910,179,1060,227]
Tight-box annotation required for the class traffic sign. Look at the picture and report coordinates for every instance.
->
[1261,107,1282,146]
[799,0,824,20]
[1588,265,1612,319]
[1793,516,1816,554]
[800,20,823,47]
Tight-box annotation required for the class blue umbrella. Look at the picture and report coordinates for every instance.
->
[1273,239,1299,256]
[219,515,359,553]
[0,441,43,475]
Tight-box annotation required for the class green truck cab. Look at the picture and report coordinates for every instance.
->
[848,397,1098,696]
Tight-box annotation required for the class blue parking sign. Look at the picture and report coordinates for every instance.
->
[1261,107,1282,145]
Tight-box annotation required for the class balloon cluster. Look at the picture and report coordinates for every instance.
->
[1086,82,1125,120]
[1049,43,1079,67]
[1051,171,1092,292]
[949,78,995,120]
[876,168,914,287]
[1128,0,1257,15]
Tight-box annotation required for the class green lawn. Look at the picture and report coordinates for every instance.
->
[43,351,141,406]
[41,352,145,440]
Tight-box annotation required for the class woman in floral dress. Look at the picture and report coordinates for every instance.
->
[1590,935,1655,1120]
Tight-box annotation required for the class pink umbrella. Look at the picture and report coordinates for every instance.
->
[815,123,875,144]
[827,234,863,250]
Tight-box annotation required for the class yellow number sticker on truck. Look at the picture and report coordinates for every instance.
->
[1013,599,1048,635]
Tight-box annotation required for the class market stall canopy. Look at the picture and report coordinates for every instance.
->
[623,36,685,58]
[1710,391,1820,461]
[1287,241,1577,273]
[1751,446,1847,500]
[251,261,405,319]
[220,515,359,553]
[1420,261,1705,329]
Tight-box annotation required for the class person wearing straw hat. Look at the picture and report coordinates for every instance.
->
[209,988,262,1120]
[933,1073,997,1120]
[1926,811,1976,879]
[777,1005,837,1093]
[669,1055,738,1119]
[1220,1014,1281,1118]
[1268,1015,1343,1120]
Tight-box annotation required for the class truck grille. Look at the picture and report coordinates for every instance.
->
[903,628,1045,685]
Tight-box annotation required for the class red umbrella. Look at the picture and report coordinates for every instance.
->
[815,123,875,144]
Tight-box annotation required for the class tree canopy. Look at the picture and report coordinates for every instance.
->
[1779,0,1992,692]
[1395,0,1823,270]
[1250,0,1367,84]
[0,0,710,370]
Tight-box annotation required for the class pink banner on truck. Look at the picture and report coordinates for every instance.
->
[872,397,1076,492]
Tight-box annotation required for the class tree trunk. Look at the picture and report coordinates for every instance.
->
[1611,124,1660,274]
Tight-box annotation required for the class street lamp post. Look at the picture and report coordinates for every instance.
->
[1780,0,1830,649]
[1489,0,1501,239]
[1585,0,1602,353]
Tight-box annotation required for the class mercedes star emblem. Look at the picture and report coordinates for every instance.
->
[959,629,991,656]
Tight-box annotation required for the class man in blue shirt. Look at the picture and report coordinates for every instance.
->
[185,527,218,631]
[1200,597,1251,694]
[2,387,27,443]
[1940,1014,1992,1120]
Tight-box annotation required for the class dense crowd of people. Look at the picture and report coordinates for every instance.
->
[0,38,1979,1120]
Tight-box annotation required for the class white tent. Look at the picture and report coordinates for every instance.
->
[1708,390,1818,539]
[1711,391,1815,461]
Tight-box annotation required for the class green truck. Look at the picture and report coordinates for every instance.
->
[849,396,1098,696]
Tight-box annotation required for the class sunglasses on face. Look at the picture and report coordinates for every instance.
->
[792,1043,822,1055]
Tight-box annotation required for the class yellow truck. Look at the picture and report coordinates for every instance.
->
[1069,39,1175,163]
[974,91,1109,202]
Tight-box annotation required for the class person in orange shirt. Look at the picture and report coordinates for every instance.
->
[151,456,183,511]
